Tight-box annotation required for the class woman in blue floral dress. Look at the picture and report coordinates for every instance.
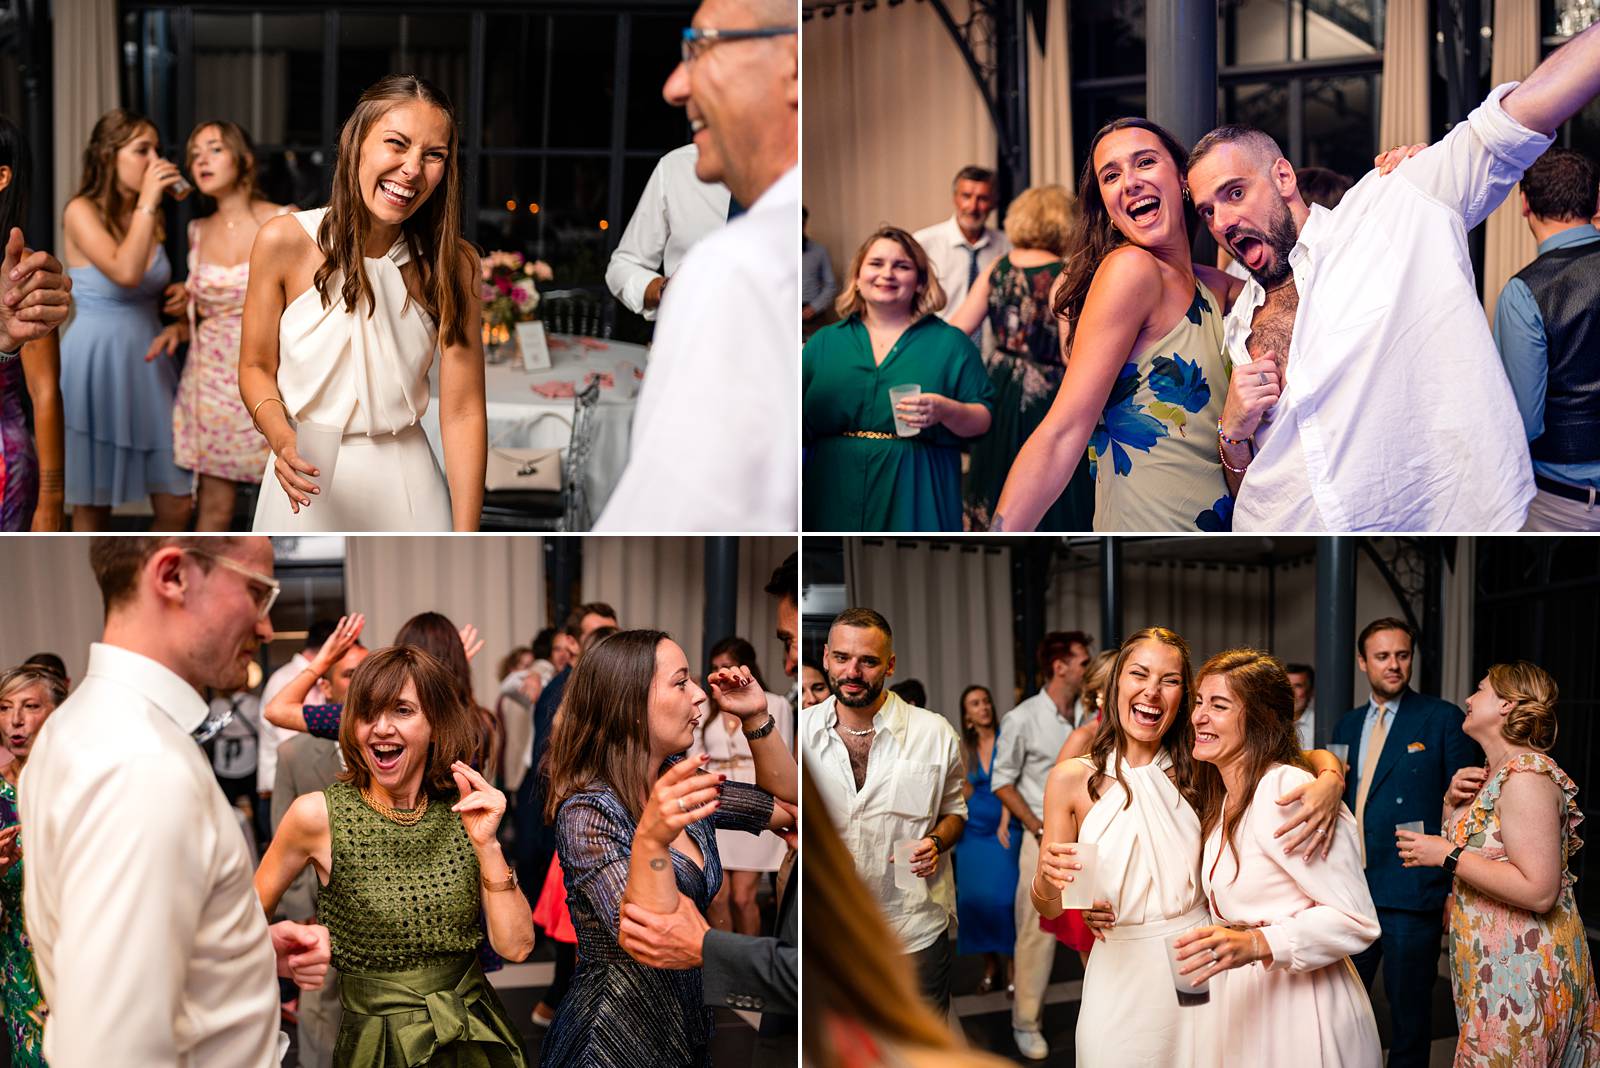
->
[991,118,1245,532]
[0,665,67,1067]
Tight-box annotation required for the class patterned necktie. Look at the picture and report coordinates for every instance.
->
[1353,703,1389,864]
[964,245,982,344]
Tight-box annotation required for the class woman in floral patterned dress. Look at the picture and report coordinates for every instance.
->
[0,665,68,1067]
[151,120,286,529]
[1395,662,1600,1067]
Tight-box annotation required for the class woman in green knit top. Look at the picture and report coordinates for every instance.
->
[255,644,535,1067]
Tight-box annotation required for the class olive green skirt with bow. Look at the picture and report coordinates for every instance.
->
[334,956,527,1068]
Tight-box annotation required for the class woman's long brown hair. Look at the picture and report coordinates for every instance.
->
[1194,649,1312,876]
[315,74,474,348]
[74,108,160,243]
[1051,117,1199,338]
[543,629,668,825]
[1086,627,1219,819]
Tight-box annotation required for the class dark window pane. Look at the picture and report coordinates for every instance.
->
[482,14,617,149]
[337,15,471,123]
[1222,81,1291,154]
[1072,91,1148,179]
[475,155,611,288]
[120,13,181,151]
[254,148,328,210]
[1070,0,1145,80]
[1302,74,1377,180]
[629,14,695,152]
[193,13,325,147]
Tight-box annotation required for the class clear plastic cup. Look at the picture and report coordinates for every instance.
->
[893,838,927,895]
[888,383,921,437]
[1166,927,1212,1006]
[1058,842,1097,910]
[1396,820,1425,834]
[1326,743,1349,765]
[294,420,343,497]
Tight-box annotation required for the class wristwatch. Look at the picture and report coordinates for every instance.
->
[481,869,519,892]
[1443,846,1464,874]
[742,714,777,741]
[0,347,17,364]
[927,832,944,854]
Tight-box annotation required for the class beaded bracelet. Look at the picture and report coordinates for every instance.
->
[1217,418,1251,447]
[1218,435,1250,475]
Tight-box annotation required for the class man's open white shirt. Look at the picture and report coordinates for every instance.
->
[1226,83,1550,531]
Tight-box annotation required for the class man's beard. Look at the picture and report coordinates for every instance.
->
[829,672,884,709]
[1231,200,1300,288]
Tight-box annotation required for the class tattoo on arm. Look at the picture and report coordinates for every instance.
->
[649,858,668,871]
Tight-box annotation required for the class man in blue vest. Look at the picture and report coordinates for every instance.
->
[1494,147,1600,530]
[1330,618,1481,1068]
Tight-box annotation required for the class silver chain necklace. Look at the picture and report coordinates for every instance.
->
[841,724,876,737]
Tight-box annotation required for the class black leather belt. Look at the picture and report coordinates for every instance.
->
[1535,473,1600,506]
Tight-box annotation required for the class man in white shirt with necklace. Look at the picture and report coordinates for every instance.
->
[913,166,1011,346]
[596,0,797,531]
[801,608,966,1017]
[1199,20,1600,531]
[990,630,1091,1061]
[604,142,731,321]
[22,537,331,1066]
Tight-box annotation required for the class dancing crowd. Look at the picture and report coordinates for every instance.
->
[0,538,799,1066]
[802,610,1599,1067]
[0,0,798,535]
[801,20,1600,535]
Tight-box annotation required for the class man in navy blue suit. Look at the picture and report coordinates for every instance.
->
[1331,618,1481,1068]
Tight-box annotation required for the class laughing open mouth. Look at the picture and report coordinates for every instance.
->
[1130,702,1162,727]
[371,743,405,772]
[1128,196,1160,221]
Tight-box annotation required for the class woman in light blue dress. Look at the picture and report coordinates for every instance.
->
[954,684,1020,992]
[59,108,193,530]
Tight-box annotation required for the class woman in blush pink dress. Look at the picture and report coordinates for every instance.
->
[1178,649,1382,1067]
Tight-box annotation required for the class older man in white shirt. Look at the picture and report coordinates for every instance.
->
[989,630,1090,1061]
[595,0,797,531]
[1200,21,1600,531]
[913,166,1011,345]
[22,537,330,1067]
[605,143,731,321]
[802,608,966,1016]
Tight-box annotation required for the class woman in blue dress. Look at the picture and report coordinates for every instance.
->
[60,109,193,530]
[954,684,1021,993]
[540,630,797,1067]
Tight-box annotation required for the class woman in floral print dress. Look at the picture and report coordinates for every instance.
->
[1395,662,1600,1067]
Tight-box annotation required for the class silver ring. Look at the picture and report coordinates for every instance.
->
[677,797,689,814]
[1315,827,1325,837]
[1210,948,1218,961]
[1258,371,1268,387]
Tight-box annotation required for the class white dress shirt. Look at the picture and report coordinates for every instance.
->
[1227,82,1551,531]
[595,165,799,531]
[911,215,1011,322]
[990,690,1076,818]
[22,643,280,1067]
[257,651,323,793]
[802,692,967,953]
[1295,700,1317,751]
[604,144,731,321]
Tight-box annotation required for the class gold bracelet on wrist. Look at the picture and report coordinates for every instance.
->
[481,869,518,892]
[251,396,289,433]
[138,203,161,218]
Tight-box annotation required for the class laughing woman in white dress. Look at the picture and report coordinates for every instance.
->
[240,74,485,531]
[1177,649,1382,1068]
[1032,628,1348,1067]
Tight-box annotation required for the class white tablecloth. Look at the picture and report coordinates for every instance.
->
[422,334,648,524]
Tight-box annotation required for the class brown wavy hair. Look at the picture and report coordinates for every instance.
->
[1194,649,1312,877]
[1051,118,1198,337]
[544,629,670,824]
[74,108,161,243]
[834,226,947,321]
[184,119,264,202]
[338,644,479,798]
[315,74,475,348]
[1486,661,1559,752]
[1086,627,1217,819]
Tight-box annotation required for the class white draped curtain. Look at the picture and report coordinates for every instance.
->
[0,540,107,682]
[52,0,120,254]
[1028,0,1075,191]
[1378,0,1431,150]
[1481,0,1542,321]
[345,537,546,706]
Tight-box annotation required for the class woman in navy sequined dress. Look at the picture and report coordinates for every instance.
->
[540,630,797,1067]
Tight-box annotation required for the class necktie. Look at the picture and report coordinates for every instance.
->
[964,245,982,344]
[726,196,744,221]
[1353,703,1389,864]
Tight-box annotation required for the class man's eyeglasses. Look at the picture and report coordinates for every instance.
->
[183,548,281,621]
[680,25,797,65]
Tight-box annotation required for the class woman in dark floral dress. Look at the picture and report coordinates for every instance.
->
[948,184,1087,529]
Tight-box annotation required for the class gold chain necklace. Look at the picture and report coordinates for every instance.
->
[359,787,429,826]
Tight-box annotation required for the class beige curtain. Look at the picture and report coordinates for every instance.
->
[1481,0,1542,321]
[1028,0,1074,191]
[579,537,793,688]
[1378,0,1430,149]
[194,52,289,144]
[344,537,546,708]
[0,540,107,683]
[52,0,121,253]
[801,2,996,287]
[842,539,1015,728]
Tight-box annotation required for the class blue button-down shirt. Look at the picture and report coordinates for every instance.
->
[1493,223,1600,490]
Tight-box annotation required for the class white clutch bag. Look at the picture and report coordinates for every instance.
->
[485,447,561,492]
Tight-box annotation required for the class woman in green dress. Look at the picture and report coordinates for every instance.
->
[993,119,1246,532]
[256,644,534,1068]
[802,225,994,531]
[0,664,68,1068]
[946,184,1090,530]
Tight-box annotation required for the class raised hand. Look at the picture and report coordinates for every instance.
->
[137,158,183,211]
[636,753,722,848]
[707,665,766,721]
[449,760,508,849]
[311,614,364,675]
[0,228,72,351]
[458,623,485,663]
[1446,766,1489,809]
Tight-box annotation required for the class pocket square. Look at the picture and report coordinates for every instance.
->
[1407,742,1426,753]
